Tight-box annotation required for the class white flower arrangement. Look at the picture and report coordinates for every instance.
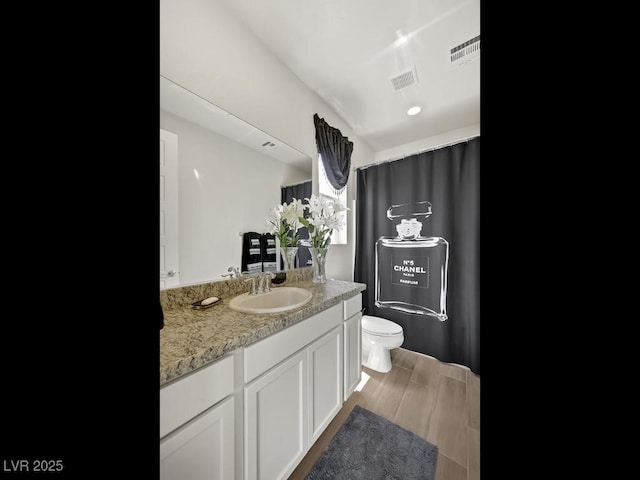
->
[268,198,305,248]
[300,194,349,249]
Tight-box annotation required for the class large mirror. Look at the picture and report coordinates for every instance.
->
[160,76,312,289]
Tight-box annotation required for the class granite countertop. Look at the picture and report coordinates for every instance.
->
[160,278,366,386]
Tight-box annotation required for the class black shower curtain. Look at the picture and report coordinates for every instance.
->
[281,181,312,268]
[354,138,480,374]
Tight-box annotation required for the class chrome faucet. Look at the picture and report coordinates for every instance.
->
[243,271,275,295]
[258,272,276,293]
[221,266,242,279]
[244,275,258,295]
[242,271,262,295]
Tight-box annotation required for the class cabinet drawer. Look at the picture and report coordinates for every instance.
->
[244,303,342,383]
[343,293,362,320]
[160,355,234,438]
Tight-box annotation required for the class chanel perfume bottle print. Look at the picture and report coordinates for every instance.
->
[375,201,449,320]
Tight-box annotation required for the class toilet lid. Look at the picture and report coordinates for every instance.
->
[362,315,403,336]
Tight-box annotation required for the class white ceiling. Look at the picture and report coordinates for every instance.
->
[217,0,480,152]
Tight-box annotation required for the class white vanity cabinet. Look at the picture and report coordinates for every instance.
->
[160,355,235,480]
[244,348,308,480]
[242,302,344,480]
[159,291,364,480]
[343,294,363,401]
[308,325,343,444]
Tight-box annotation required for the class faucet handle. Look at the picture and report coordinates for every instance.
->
[261,271,276,292]
[244,277,258,295]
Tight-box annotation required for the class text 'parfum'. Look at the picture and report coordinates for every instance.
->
[375,201,449,320]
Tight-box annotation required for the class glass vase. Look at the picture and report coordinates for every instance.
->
[310,246,329,283]
[280,246,298,271]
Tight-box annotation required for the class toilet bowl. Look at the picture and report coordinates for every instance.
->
[361,315,404,373]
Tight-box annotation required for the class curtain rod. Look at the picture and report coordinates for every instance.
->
[280,179,312,189]
[353,134,480,172]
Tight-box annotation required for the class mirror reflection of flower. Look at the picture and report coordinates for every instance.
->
[268,198,304,247]
[300,194,349,249]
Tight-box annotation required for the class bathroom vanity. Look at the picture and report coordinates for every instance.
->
[160,270,365,480]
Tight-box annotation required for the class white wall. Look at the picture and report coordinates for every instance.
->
[371,124,480,164]
[160,0,376,282]
[161,110,309,286]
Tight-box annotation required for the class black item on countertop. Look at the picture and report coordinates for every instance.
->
[191,297,222,309]
[160,301,164,330]
[272,272,286,285]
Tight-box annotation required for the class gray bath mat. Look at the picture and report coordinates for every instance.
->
[305,405,438,480]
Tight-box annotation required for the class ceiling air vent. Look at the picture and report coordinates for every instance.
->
[450,35,480,67]
[390,66,418,91]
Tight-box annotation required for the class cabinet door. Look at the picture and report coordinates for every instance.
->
[344,312,362,401]
[160,396,234,480]
[244,349,308,480]
[308,325,343,444]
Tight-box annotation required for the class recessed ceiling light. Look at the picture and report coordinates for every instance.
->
[394,35,409,47]
[394,29,409,47]
[407,106,422,116]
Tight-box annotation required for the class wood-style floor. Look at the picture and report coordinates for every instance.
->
[288,347,480,480]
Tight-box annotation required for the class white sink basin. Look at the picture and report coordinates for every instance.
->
[229,287,313,314]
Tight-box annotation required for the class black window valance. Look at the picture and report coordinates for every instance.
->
[313,113,354,191]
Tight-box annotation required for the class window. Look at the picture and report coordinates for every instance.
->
[319,155,347,245]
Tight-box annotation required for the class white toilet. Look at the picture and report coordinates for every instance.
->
[361,315,404,373]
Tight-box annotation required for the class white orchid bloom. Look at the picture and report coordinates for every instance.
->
[325,214,344,230]
[297,194,348,248]
[266,199,305,247]
[290,198,305,217]
[282,198,304,228]
[282,209,300,229]
[306,216,325,230]
[332,201,349,213]
[305,195,327,216]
